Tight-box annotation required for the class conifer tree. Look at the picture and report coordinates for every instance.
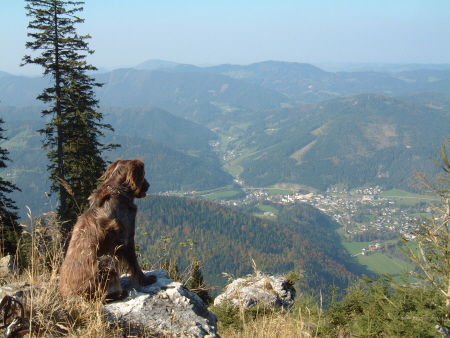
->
[186,259,212,304]
[0,119,21,256]
[22,0,116,242]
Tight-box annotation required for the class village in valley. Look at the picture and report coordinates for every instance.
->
[164,183,435,257]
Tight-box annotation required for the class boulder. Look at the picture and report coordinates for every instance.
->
[104,270,219,337]
[0,271,218,337]
[214,272,296,309]
[0,255,18,278]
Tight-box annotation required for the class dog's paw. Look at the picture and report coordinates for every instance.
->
[105,289,128,303]
[140,274,157,286]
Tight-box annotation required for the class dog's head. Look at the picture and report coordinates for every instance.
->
[102,159,150,198]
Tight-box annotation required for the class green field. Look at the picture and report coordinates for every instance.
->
[357,253,413,275]
[257,204,279,215]
[223,163,244,177]
[342,241,372,254]
[342,241,414,276]
[381,189,438,206]
[201,189,242,201]
[197,184,244,201]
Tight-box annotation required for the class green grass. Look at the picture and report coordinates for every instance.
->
[381,189,438,206]
[342,240,413,276]
[342,241,371,255]
[201,189,242,201]
[257,204,279,215]
[210,101,239,113]
[357,253,413,275]
[223,163,244,177]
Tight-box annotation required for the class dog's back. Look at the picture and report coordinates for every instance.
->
[59,194,124,299]
[59,159,154,300]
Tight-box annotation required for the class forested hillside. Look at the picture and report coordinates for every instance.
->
[221,94,449,190]
[135,195,372,292]
[0,106,232,217]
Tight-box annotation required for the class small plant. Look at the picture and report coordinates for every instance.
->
[185,259,213,305]
[285,270,302,285]
[210,304,243,331]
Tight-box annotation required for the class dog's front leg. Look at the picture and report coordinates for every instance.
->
[122,240,157,286]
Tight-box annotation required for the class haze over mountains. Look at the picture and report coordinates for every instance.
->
[1,59,449,291]
[0,59,449,216]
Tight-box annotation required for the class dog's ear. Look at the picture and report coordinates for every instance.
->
[101,160,121,182]
[125,159,145,194]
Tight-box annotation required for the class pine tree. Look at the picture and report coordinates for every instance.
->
[0,119,21,256]
[22,0,116,242]
[186,259,212,305]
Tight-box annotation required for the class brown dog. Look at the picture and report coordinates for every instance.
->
[59,159,156,300]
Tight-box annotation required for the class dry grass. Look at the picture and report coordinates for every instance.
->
[1,211,124,337]
[219,307,320,338]
[4,211,323,337]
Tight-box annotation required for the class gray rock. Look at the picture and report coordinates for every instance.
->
[0,255,18,279]
[104,270,219,337]
[214,272,296,309]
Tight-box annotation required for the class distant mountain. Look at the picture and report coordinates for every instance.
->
[203,61,450,103]
[135,59,182,70]
[2,62,449,194]
[95,68,287,123]
[222,94,449,190]
[316,62,450,73]
[398,92,450,113]
[104,106,217,153]
[3,61,450,119]
[135,195,371,291]
[0,67,288,124]
[207,60,328,80]
[0,73,47,106]
[0,71,12,78]
[203,61,332,102]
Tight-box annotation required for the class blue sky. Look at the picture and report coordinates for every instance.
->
[2,0,450,75]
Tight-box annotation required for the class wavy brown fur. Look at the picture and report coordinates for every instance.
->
[59,159,155,300]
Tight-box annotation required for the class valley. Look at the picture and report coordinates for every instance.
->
[188,184,431,279]
[1,60,448,287]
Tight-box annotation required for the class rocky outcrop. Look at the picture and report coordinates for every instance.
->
[214,272,296,309]
[0,271,218,337]
[104,270,219,337]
